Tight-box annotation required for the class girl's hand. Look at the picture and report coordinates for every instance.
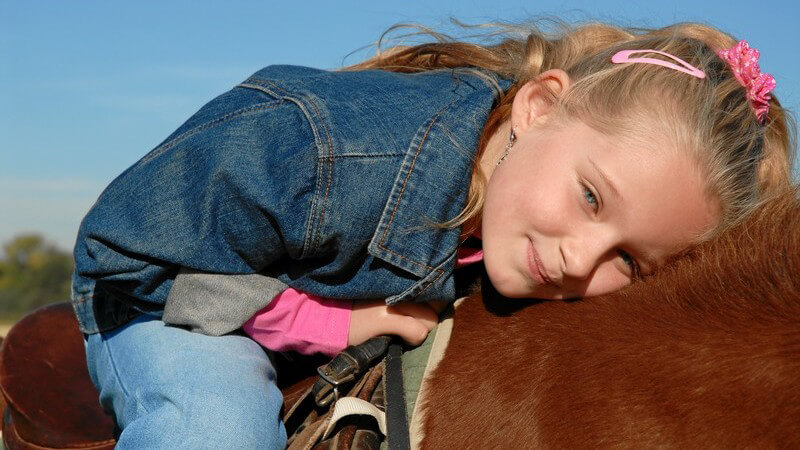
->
[348,300,438,347]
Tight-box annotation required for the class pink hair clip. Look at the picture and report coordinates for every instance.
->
[717,40,776,123]
[611,49,706,79]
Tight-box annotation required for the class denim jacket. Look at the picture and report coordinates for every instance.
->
[71,64,509,334]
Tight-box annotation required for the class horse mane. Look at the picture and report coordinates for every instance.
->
[419,188,800,448]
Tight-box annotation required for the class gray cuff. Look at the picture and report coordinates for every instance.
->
[163,268,288,336]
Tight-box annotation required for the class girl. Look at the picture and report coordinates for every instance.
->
[74,20,794,448]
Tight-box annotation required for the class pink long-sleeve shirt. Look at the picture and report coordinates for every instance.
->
[243,246,483,356]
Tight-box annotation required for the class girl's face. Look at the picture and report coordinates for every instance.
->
[480,117,719,300]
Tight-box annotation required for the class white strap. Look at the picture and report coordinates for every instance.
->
[322,397,387,440]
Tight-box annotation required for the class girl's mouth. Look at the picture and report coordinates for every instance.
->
[528,239,556,287]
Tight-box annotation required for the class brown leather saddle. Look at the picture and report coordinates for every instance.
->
[0,302,322,449]
[0,302,116,449]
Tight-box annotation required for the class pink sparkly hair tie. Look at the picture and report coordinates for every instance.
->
[717,40,776,123]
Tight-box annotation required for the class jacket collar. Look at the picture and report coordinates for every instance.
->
[368,73,508,279]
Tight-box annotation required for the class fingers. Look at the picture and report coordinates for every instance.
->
[388,302,438,324]
[348,301,441,348]
[387,303,438,346]
[392,315,432,346]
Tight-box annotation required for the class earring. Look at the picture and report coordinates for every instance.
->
[496,127,517,166]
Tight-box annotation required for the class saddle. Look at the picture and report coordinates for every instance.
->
[0,302,117,449]
[0,303,420,449]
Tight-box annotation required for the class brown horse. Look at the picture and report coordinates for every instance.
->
[2,191,799,448]
[419,189,800,448]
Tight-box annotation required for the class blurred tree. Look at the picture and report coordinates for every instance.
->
[0,234,73,320]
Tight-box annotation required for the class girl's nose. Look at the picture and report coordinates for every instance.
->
[560,233,613,281]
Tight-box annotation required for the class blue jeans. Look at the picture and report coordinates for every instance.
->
[85,314,287,449]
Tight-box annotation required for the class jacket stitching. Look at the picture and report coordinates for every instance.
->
[139,102,281,165]
[250,80,330,258]
[415,267,445,296]
[319,153,403,159]
[250,80,289,97]
[376,106,451,274]
[302,95,335,254]
[263,80,335,255]
[250,78,451,271]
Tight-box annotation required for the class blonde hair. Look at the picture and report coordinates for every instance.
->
[345,19,796,241]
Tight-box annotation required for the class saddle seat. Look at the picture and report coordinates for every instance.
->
[0,302,116,449]
[0,302,320,450]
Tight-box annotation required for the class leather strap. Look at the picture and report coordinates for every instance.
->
[313,336,391,407]
[385,343,411,450]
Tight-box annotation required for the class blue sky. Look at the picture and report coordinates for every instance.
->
[1,1,798,253]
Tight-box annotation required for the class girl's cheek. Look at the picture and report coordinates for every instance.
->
[587,267,629,297]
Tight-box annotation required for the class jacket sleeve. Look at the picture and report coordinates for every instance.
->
[162,269,289,336]
[72,82,320,322]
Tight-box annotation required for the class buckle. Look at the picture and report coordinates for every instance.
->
[312,336,392,408]
[315,351,360,407]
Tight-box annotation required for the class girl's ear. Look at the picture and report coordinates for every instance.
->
[511,69,571,132]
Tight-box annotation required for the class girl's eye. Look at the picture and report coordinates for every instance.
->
[618,249,642,280]
[582,184,599,212]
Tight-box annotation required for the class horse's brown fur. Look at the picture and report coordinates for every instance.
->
[420,190,800,448]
